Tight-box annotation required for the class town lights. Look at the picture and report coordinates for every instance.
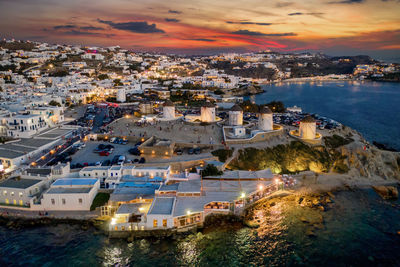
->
[258,185,264,191]
[110,218,116,225]
[240,192,245,199]
[139,207,144,212]
[186,210,191,216]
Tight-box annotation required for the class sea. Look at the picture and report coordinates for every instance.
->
[0,189,399,266]
[1,81,400,266]
[249,80,400,151]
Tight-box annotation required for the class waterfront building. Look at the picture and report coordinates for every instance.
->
[0,177,47,207]
[40,178,99,211]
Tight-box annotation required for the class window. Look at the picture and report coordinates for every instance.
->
[19,200,23,206]
[153,219,158,227]
[19,192,23,198]
[13,200,16,205]
[10,192,14,197]
[62,199,66,205]
[3,191,6,196]
[83,174,86,176]
[5,199,9,204]
[79,198,83,204]
[163,219,167,227]
[51,199,55,205]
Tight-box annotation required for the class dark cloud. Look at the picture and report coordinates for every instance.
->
[61,30,115,38]
[165,18,180,22]
[232,30,297,36]
[288,12,324,17]
[168,10,182,14]
[97,19,164,33]
[328,0,364,3]
[53,25,104,31]
[80,26,104,31]
[226,21,273,26]
[187,38,216,42]
[53,25,76,30]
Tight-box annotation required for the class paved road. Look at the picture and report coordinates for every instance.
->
[92,106,107,133]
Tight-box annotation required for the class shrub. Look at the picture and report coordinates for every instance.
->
[211,149,233,162]
[202,164,222,177]
[90,193,110,211]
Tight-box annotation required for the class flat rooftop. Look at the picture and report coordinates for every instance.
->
[116,203,151,215]
[148,197,175,215]
[46,187,92,194]
[0,178,41,189]
[52,178,97,186]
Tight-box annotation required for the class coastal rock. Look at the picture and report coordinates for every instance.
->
[372,186,398,200]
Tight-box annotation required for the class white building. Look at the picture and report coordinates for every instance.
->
[258,106,273,131]
[3,113,48,138]
[228,104,243,126]
[163,100,175,120]
[0,177,47,207]
[200,102,216,123]
[41,178,99,211]
[299,116,317,140]
[116,88,126,103]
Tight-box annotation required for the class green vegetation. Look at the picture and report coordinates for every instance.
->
[48,100,61,107]
[230,141,348,174]
[97,74,109,80]
[113,79,123,86]
[90,193,110,211]
[202,164,223,177]
[211,149,233,162]
[324,134,354,149]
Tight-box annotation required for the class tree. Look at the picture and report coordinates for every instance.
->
[113,79,123,86]
[48,100,61,107]
[98,74,109,80]
[201,164,223,177]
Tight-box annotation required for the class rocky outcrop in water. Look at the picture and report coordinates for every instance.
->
[372,186,398,200]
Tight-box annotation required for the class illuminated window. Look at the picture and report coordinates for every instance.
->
[3,191,6,196]
[163,219,167,227]
[19,200,23,206]
[19,192,23,198]
[153,219,158,227]
[10,192,14,197]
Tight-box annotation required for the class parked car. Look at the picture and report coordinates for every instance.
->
[99,151,110,156]
[138,157,146,164]
[194,147,201,154]
[129,147,141,156]
[112,155,121,165]
[117,155,126,165]
[95,161,102,166]
[133,158,139,163]
[102,159,111,166]
[110,137,116,143]
[188,148,194,155]
[175,148,183,155]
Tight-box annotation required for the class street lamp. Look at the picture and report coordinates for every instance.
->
[258,185,264,191]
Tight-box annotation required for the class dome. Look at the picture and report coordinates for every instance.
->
[301,115,316,123]
[259,106,272,114]
[202,101,215,108]
[163,100,174,107]
[230,104,242,112]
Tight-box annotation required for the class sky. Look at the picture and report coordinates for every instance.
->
[0,0,399,60]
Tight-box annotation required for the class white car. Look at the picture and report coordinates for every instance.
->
[95,161,102,166]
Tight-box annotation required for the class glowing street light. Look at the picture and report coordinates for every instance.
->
[240,192,245,199]
[110,218,116,225]
[186,210,191,216]
[258,185,264,191]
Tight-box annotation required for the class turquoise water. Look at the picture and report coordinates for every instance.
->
[249,81,400,150]
[1,189,399,266]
